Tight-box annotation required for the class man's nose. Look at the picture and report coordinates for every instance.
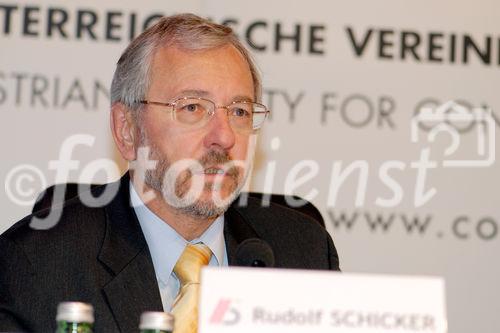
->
[202,107,236,150]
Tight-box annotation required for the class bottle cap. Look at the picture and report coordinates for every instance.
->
[139,311,174,331]
[56,302,94,323]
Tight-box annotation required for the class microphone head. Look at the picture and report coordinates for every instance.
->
[235,238,275,267]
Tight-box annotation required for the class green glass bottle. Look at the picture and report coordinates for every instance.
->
[55,302,94,333]
[139,311,174,333]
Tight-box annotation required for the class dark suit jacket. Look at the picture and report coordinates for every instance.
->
[0,174,340,332]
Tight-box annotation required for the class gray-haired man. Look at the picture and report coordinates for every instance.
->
[0,14,339,332]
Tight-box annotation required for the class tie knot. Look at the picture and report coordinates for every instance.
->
[174,243,212,286]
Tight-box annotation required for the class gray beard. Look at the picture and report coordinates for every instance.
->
[142,136,243,219]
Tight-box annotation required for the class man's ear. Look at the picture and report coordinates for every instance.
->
[110,102,137,161]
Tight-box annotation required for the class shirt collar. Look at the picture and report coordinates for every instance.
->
[129,182,225,283]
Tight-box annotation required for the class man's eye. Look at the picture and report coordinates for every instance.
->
[232,108,250,117]
[182,103,200,112]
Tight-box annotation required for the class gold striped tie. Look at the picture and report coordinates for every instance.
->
[172,243,212,333]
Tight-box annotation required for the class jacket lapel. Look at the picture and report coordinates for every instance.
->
[97,175,163,332]
[224,201,260,265]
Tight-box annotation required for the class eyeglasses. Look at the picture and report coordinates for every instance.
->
[139,97,270,132]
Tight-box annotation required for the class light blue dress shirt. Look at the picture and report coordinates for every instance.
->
[130,182,228,311]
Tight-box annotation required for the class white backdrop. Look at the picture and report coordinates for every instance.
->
[1,1,499,332]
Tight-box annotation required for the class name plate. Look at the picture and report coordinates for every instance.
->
[199,267,447,333]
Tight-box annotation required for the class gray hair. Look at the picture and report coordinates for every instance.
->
[110,13,262,114]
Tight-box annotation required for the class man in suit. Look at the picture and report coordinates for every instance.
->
[0,14,340,332]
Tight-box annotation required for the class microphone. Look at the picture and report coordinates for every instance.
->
[235,238,275,267]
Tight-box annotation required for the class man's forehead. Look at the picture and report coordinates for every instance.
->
[152,44,247,70]
[148,45,255,101]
